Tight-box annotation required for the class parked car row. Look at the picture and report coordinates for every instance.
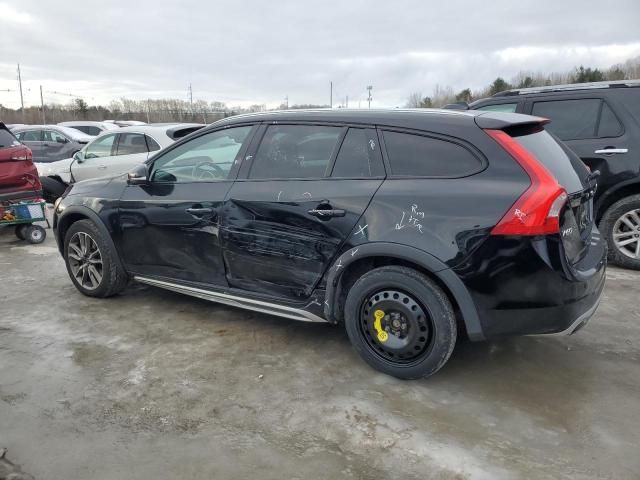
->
[35,123,204,201]
[52,108,606,379]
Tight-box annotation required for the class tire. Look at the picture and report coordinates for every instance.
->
[600,194,640,270]
[40,176,68,204]
[25,225,46,244]
[343,266,457,380]
[15,224,28,240]
[63,219,128,297]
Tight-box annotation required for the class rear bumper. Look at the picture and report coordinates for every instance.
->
[454,234,606,338]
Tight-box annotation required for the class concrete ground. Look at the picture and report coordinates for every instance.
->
[0,225,638,480]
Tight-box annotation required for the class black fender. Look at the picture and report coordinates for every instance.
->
[54,205,126,273]
[324,242,485,341]
[595,178,640,217]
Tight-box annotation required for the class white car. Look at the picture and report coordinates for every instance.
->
[37,123,204,201]
[58,121,120,137]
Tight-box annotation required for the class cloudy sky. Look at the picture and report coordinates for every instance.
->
[1,0,639,109]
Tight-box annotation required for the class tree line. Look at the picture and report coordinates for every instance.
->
[405,56,640,108]
[1,56,638,125]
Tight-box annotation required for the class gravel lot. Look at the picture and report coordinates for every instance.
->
[0,224,639,480]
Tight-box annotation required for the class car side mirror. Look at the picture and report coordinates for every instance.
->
[73,151,84,163]
[57,137,68,144]
[127,164,149,185]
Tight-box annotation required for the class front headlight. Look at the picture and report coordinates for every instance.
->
[54,196,63,210]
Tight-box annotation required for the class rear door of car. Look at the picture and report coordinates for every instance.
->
[105,132,153,177]
[523,94,633,203]
[220,123,385,300]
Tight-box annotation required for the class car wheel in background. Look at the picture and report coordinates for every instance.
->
[63,219,128,297]
[601,194,640,270]
[343,266,457,380]
[15,224,28,240]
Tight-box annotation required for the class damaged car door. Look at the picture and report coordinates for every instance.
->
[117,125,257,285]
[221,124,385,300]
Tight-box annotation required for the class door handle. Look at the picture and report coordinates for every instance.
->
[186,207,213,216]
[97,165,107,169]
[307,208,346,218]
[594,148,628,155]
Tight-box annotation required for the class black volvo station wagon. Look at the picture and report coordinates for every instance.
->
[53,109,606,379]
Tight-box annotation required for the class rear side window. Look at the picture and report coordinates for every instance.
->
[531,99,601,140]
[0,129,18,148]
[145,135,161,152]
[331,128,384,178]
[117,133,149,155]
[249,125,342,179]
[19,130,42,142]
[476,103,518,113]
[598,103,623,137]
[382,130,483,177]
[512,129,586,193]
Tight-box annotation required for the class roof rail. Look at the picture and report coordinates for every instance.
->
[493,80,640,97]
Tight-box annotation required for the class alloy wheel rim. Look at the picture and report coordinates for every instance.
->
[613,209,640,259]
[68,232,103,290]
[359,289,433,365]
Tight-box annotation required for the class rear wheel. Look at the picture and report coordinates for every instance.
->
[601,194,640,270]
[63,219,128,297]
[344,266,457,380]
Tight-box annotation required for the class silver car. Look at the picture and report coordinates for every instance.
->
[58,121,120,137]
[12,125,93,163]
[37,123,204,201]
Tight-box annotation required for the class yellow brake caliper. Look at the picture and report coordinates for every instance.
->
[373,309,388,343]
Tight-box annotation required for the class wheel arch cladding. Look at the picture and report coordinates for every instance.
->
[324,242,485,341]
[56,206,124,271]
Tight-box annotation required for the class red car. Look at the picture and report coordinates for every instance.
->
[0,122,42,201]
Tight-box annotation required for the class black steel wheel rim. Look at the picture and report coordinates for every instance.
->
[359,289,434,365]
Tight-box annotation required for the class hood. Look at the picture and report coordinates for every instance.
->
[36,157,74,177]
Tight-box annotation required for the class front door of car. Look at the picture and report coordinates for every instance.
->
[525,96,634,199]
[221,124,385,300]
[72,133,118,181]
[16,130,44,162]
[116,124,257,286]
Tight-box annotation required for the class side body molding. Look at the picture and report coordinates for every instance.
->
[324,242,485,341]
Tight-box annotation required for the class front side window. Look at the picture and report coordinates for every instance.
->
[19,130,42,142]
[116,133,148,155]
[383,130,483,177]
[331,128,385,178]
[84,134,117,159]
[476,103,518,113]
[531,99,601,140]
[249,124,342,179]
[44,130,68,143]
[152,126,252,183]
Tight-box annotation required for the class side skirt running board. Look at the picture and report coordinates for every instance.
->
[134,276,327,323]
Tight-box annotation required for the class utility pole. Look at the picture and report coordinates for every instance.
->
[367,85,373,110]
[330,81,333,108]
[188,83,193,109]
[39,85,45,124]
[17,64,25,122]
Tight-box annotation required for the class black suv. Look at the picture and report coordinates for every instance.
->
[468,81,640,269]
[53,109,606,379]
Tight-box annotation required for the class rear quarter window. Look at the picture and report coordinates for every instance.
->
[0,129,19,148]
[382,130,484,177]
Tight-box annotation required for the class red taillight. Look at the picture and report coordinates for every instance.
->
[485,129,567,236]
[10,147,32,161]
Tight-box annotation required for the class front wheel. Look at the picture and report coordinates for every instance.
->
[344,266,457,380]
[63,219,128,297]
[600,194,640,270]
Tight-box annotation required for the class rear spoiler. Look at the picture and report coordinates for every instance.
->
[474,112,549,130]
[166,124,205,140]
[442,102,470,110]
